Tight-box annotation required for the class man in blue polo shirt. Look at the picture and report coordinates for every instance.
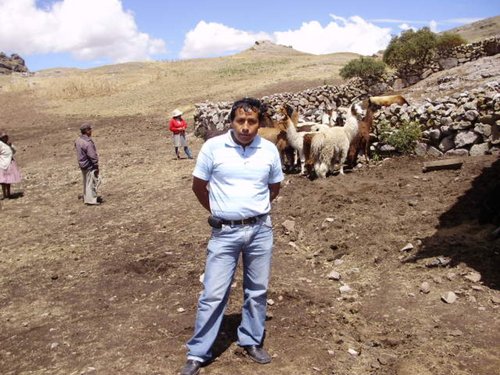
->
[180,98,284,375]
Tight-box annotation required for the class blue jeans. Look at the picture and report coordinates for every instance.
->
[186,215,274,363]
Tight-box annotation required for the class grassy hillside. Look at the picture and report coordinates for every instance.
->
[443,15,500,42]
[2,14,498,119]
[0,42,358,119]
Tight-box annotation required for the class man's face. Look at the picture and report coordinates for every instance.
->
[231,108,260,145]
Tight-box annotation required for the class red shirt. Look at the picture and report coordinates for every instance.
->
[169,118,187,134]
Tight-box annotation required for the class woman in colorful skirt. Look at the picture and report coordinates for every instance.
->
[0,131,22,199]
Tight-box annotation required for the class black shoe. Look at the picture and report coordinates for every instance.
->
[243,345,272,364]
[179,359,202,375]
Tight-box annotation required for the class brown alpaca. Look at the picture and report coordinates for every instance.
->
[347,103,375,167]
[303,133,316,177]
[369,95,408,107]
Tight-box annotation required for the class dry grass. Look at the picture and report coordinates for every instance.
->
[445,15,500,43]
[0,48,358,118]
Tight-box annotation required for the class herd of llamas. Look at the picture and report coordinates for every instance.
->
[204,94,408,179]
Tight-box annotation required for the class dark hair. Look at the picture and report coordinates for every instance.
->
[229,97,265,123]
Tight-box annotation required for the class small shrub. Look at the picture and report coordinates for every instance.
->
[378,119,422,154]
[339,56,386,80]
[436,33,467,55]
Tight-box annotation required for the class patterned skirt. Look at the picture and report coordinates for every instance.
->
[0,160,22,184]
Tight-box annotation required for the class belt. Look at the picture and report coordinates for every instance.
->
[220,214,266,226]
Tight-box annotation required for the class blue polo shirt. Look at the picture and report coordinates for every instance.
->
[193,130,284,220]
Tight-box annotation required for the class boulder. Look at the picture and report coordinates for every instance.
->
[0,52,28,74]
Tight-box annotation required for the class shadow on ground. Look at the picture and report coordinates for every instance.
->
[408,158,500,289]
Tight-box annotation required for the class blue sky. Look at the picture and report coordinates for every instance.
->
[0,0,498,71]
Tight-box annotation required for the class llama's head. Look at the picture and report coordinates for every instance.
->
[350,101,366,121]
[278,103,298,126]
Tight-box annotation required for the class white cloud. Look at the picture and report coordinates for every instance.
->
[399,23,416,31]
[371,18,425,24]
[0,0,166,63]
[181,15,392,59]
[443,17,483,24]
[273,15,392,55]
[429,20,438,32]
[180,21,270,59]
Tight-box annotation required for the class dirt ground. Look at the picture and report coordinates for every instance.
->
[0,93,499,375]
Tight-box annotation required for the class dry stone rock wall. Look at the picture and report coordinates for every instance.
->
[194,36,499,157]
[398,36,500,87]
[372,81,500,157]
[193,83,367,138]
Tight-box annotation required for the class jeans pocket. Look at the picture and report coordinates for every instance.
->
[260,215,273,229]
[211,224,230,236]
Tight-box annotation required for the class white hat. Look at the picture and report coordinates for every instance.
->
[172,109,183,117]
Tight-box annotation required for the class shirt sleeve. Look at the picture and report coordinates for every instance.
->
[87,140,99,168]
[192,142,213,181]
[268,147,284,184]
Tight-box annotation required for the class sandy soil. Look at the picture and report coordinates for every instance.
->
[0,93,499,375]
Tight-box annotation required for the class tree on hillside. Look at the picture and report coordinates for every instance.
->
[435,32,467,55]
[383,27,437,78]
[339,56,386,81]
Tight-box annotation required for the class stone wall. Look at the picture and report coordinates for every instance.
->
[193,83,368,138]
[372,82,499,157]
[398,36,500,87]
[194,36,500,158]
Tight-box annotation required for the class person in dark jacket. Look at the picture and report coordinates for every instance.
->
[75,123,101,205]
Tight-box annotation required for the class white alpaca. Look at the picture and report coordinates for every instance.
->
[310,102,363,178]
[285,116,329,174]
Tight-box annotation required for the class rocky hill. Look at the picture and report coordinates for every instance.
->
[445,15,500,42]
[0,52,29,74]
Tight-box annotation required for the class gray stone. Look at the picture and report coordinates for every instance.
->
[440,117,453,127]
[427,146,444,157]
[440,125,452,137]
[474,123,492,137]
[441,291,457,304]
[420,282,431,294]
[393,78,406,91]
[339,284,352,294]
[380,144,396,152]
[452,121,473,131]
[327,271,341,280]
[415,142,428,157]
[428,129,441,143]
[282,220,296,233]
[400,243,414,252]
[438,135,455,152]
[445,148,469,157]
[469,143,489,156]
[463,101,477,111]
[439,57,459,70]
[464,272,482,283]
[464,110,479,122]
[455,131,478,147]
